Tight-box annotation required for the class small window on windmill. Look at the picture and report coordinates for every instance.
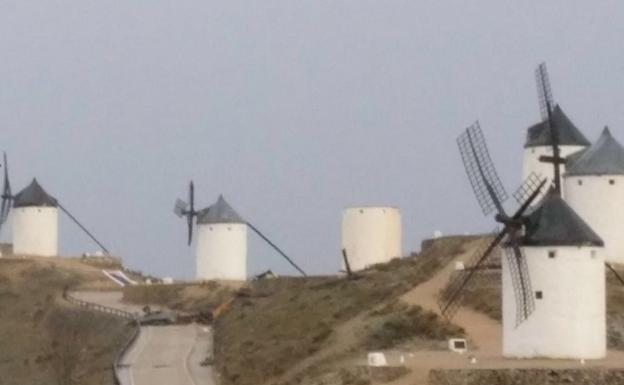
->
[610,179,616,185]
[227,226,232,231]
[548,250,556,259]
[359,209,364,214]
[535,291,543,300]
[578,179,583,186]
[591,250,597,259]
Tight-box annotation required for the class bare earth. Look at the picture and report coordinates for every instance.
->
[72,290,215,385]
[373,239,624,385]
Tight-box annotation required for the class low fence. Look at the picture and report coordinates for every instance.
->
[63,290,137,320]
[62,289,141,385]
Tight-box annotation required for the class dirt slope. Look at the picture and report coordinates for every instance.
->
[0,257,133,385]
[211,236,478,385]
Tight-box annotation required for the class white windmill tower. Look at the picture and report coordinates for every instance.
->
[440,121,606,360]
[174,182,307,281]
[11,178,59,257]
[564,127,624,264]
[522,63,590,200]
[341,206,402,272]
[195,195,248,281]
[0,153,111,257]
[502,191,605,359]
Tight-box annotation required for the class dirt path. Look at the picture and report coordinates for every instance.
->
[401,239,501,353]
[377,240,624,385]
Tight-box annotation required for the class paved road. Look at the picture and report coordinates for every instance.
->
[118,324,215,385]
[72,291,216,385]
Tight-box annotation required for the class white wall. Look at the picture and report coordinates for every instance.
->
[502,246,605,359]
[196,223,247,281]
[522,145,586,201]
[12,206,58,257]
[341,207,401,271]
[565,175,624,264]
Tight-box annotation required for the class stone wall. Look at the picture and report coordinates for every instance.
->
[429,369,624,385]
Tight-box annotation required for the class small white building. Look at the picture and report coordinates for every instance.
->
[503,192,605,359]
[341,206,401,272]
[195,195,247,281]
[564,127,624,264]
[522,105,590,199]
[12,179,59,257]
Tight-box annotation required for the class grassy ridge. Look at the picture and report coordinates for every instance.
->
[0,259,132,385]
[122,281,235,314]
[213,236,477,385]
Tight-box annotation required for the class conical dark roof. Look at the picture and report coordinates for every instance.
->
[13,178,57,208]
[521,191,603,247]
[196,195,245,225]
[525,105,591,148]
[566,127,624,176]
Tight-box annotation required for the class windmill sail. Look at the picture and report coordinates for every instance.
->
[0,152,13,231]
[504,245,535,325]
[441,122,546,324]
[536,62,554,121]
[457,122,508,216]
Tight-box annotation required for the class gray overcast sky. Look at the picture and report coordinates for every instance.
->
[1,1,623,278]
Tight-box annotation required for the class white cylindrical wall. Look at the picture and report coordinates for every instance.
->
[341,207,401,272]
[12,206,58,257]
[522,145,585,200]
[564,175,624,264]
[196,223,247,281]
[502,246,605,359]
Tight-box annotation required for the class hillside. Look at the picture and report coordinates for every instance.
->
[212,236,477,385]
[122,280,238,315]
[0,256,134,385]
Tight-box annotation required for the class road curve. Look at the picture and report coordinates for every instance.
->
[72,291,216,385]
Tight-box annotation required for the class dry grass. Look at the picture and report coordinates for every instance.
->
[213,235,479,385]
[364,301,464,350]
[122,281,235,314]
[461,270,502,321]
[607,270,624,350]
[0,258,132,385]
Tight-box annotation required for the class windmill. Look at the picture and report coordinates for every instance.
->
[0,152,110,256]
[535,65,624,285]
[522,63,590,197]
[438,122,546,325]
[448,120,608,358]
[174,182,307,280]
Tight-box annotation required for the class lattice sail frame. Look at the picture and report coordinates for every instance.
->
[0,152,12,232]
[457,121,508,216]
[442,121,546,324]
[504,246,536,326]
[513,172,543,206]
[536,62,554,122]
